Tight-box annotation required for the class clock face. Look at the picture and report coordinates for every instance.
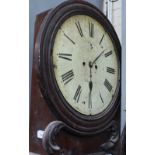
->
[52,15,119,116]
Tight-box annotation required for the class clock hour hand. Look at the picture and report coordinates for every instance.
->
[92,49,107,65]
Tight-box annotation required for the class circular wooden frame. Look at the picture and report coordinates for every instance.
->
[37,1,121,135]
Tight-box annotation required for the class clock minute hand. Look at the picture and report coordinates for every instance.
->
[92,49,106,65]
[88,62,93,109]
[89,81,93,109]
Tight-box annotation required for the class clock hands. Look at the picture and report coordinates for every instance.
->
[87,49,109,110]
[92,49,107,65]
[88,62,93,109]
[88,50,106,109]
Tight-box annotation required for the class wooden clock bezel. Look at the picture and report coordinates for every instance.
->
[36,0,121,135]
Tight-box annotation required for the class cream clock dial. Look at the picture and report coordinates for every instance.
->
[52,15,119,115]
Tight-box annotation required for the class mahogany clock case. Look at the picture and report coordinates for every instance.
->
[30,1,122,154]
[36,0,121,135]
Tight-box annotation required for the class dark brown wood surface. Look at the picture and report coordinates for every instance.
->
[29,10,55,155]
[29,9,121,155]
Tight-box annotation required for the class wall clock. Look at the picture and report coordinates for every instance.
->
[30,0,121,154]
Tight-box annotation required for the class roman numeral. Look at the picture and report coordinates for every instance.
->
[61,70,74,85]
[75,21,83,37]
[64,33,75,45]
[104,79,112,92]
[105,50,112,57]
[99,92,104,103]
[73,85,82,103]
[99,34,104,44]
[58,53,72,61]
[89,22,94,38]
[107,67,115,74]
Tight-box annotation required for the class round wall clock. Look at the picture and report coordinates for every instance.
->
[37,0,121,135]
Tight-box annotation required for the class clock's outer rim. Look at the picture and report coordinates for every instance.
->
[36,0,121,135]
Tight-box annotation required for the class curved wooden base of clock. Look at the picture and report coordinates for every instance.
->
[100,121,119,152]
[42,120,119,155]
[42,121,66,154]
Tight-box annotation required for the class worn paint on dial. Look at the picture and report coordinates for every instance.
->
[52,15,119,115]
